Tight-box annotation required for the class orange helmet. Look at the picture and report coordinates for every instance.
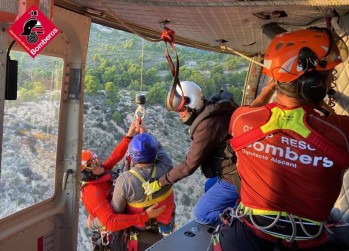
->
[263,27,348,83]
[81,150,100,171]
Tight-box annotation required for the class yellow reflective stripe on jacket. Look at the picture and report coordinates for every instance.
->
[128,186,173,208]
[260,107,311,138]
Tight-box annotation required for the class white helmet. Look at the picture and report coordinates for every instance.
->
[165,81,205,112]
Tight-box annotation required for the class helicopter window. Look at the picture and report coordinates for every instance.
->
[0,52,63,219]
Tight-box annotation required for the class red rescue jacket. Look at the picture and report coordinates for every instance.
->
[81,136,149,231]
[229,103,349,221]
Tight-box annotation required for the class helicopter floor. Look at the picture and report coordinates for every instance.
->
[146,220,215,251]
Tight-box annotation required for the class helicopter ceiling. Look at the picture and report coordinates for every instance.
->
[54,0,349,57]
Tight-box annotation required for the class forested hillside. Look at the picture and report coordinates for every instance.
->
[84,24,247,107]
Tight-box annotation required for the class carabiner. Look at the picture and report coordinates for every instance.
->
[100,230,110,246]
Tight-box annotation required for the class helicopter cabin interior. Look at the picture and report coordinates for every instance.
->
[0,1,349,250]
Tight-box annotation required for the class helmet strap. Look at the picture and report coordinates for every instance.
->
[180,108,199,126]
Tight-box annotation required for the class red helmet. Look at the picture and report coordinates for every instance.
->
[81,150,100,171]
[263,27,348,83]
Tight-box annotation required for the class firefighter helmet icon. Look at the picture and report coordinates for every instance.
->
[20,11,44,44]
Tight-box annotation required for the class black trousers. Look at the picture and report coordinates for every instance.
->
[216,219,331,251]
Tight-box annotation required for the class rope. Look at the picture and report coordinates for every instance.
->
[249,209,281,230]
[298,217,324,239]
[231,204,326,242]
[220,45,265,67]
[140,38,144,92]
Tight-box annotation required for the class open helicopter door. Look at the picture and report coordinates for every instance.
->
[0,5,90,250]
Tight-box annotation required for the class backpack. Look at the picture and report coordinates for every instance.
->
[210,89,237,104]
[189,90,238,139]
[189,90,239,178]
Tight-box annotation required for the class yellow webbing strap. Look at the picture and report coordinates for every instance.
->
[129,169,147,183]
[240,203,321,225]
[129,166,157,203]
[129,166,157,182]
[128,186,173,208]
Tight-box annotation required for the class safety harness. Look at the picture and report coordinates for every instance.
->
[129,167,157,204]
[81,171,120,251]
[211,205,329,251]
[126,166,175,251]
[211,104,349,249]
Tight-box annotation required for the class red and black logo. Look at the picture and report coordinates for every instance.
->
[20,10,45,44]
[8,5,59,58]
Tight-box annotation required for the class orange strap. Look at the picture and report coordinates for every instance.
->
[161,27,185,111]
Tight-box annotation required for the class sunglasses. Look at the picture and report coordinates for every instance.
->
[81,154,101,171]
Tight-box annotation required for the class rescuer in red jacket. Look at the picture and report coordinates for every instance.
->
[80,120,165,250]
[212,27,349,251]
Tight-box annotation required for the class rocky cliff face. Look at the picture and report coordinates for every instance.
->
[79,90,206,249]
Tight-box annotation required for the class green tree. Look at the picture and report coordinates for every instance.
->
[231,71,247,85]
[85,74,102,94]
[144,68,161,86]
[112,111,122,124]
[146,82,168,105]
[105,82,119,105]
[224,57,239,71]
[101,65,117,84]
[211,65,226,88]
[33,81,45,96]
[179,66,193,80]
[18,88,35,101]
[229,85,243,105]
[128,63,140,81]
[122,38,136,49]
[128,79,141,91]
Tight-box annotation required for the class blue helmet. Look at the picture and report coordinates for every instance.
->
[129,133,158,163]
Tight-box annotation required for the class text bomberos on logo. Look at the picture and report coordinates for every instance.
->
[7,5,60,58]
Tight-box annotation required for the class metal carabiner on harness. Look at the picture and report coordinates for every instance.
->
[100,230,110,246]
